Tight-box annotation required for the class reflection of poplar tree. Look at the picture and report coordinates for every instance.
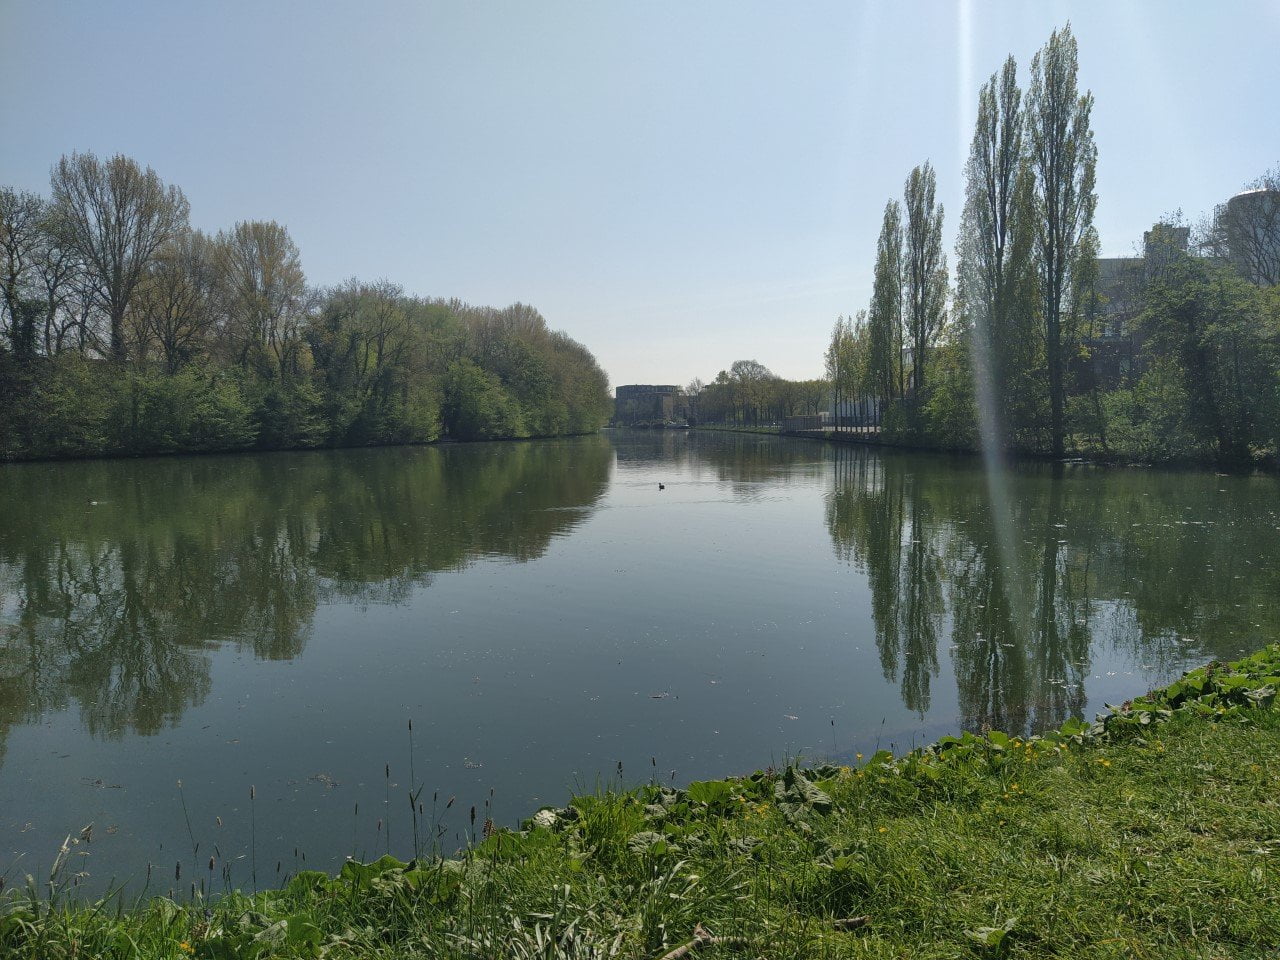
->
[948,529,1030,734]
[1027,474,1090,731]
[826,448,942,715]
[899,495,942,714]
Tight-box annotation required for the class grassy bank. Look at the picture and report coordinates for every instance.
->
[4,649,1279,959]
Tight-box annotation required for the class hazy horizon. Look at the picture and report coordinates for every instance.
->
[3,1,1277,388]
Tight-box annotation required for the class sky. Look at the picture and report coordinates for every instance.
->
[2,2,1278,389]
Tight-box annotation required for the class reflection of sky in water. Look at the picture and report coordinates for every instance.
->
[0,433,1276,895]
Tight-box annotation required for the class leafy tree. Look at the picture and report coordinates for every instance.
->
[1138,256,1278,461]
[443,358,528,440]
[1027,24,1097,457]
[867,200,903,404]
[902,162,948,399]
[957,56,1042,451]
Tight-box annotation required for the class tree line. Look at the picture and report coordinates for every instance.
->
[684,360,827,427]
[0,153,611,460]
[826,25,1280,465]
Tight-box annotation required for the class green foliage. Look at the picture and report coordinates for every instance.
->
[442,358,529,440]
[246,376,327,450]
[921,335,978,449]
[2,155,609,461]
[7,356,113,458]
[106,366,257,454]
[1100,361,1202,461]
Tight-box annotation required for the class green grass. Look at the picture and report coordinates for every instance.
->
[4,648,1280,959]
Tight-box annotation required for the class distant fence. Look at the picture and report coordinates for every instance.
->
[781,415,823,432]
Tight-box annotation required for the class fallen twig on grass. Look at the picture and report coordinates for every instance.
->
[656,924,750,959]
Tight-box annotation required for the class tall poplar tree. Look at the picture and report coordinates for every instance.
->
[902,162,948,398]
[957,56,1040,449]
[1027,24,1097,457]
[867,200,903,405]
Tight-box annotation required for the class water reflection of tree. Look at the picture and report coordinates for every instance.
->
[0,437,611,754]
[612,430,825,496]
[827,449,942,714]
[828,447,1280,734]
[951,474,1090,735]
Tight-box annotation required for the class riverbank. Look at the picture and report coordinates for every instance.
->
[0,427,608,466]
[5,648,1278,958]
[694,422,1280,473]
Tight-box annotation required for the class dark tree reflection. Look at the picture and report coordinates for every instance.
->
[0,437,611,754]
[827,446,1280,734]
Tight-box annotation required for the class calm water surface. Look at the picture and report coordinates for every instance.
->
[1,432,1277,893]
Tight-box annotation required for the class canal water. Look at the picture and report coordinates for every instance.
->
[1,431,1276,894]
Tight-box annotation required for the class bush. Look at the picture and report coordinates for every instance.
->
[107,366,257,454]
[1102,359,1204,462]
[6,356,114,459]
[248,376,327,450]
[442,359,528,440]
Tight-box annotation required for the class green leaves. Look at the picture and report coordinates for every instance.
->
[685,780,734,809]
[965,914,1018,949]
[773,767,834,831]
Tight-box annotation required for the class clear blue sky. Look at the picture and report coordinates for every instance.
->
[2,1,1277,388]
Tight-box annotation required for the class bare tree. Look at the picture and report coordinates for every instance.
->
[1027,24,1097,457]
[49,152,190,362]
[1203,165,1280,287]
[33,220,84,356]
[133,228,220,372]
[684,377,704,423]
[0,187,47,361]
[216,220,309,375]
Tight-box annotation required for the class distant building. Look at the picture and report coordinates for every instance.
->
[827,396,882,428]
[1088,223,1190,386]
[614,384,687,425]
[1222,187,1280,286]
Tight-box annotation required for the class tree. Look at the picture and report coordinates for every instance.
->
[49,152,189,362]
[32,219,84,356]
[0,188,47,362]
[867,200,903,404]
[729,359,774,425]
[1203,165,1280,287]
[825,315,849,425]
[957,56,1041,450]
[1139,256,1277,461]
[216,220,309,376]
[1027,24,1097,457]
[902,162,948,398]
[684,377,704,423]
[132,228,219,373]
